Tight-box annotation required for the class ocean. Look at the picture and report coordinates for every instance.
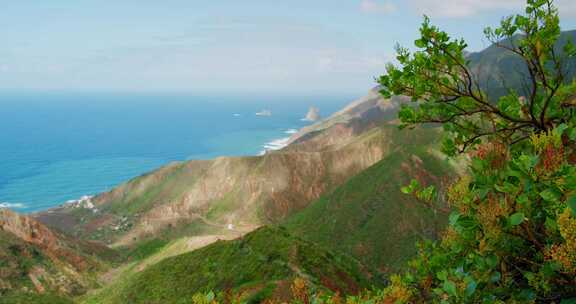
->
[0,91,353,213]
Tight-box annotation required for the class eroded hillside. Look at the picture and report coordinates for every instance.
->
[0,208,113,300]
[35,89,410,249]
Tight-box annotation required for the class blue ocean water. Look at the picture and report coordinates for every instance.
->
[0,91,353,213]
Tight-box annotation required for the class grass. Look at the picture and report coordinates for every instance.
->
[116,238,170,262]
[83,227,374,304]
[0,231,45,294]
[284,126,454,272]
[0,293,74,304]
[0,229,107,302]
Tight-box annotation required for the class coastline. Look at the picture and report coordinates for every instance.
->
[18,127,307,215]
[0,202,26,209]
[258,128,299,155]
[2,94,341,215]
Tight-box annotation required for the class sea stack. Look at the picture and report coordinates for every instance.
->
[303,106,321,122]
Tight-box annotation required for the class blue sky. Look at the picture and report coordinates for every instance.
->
[0,1,575,94]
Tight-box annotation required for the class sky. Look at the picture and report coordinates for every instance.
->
[0,0,575,95]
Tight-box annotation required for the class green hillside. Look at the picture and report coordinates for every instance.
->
[0,231,72,300]
[285,125,454,272]
[83,227,374,304]
[468,30,576,100]
[0,293,73,304]
[0,209,116,303]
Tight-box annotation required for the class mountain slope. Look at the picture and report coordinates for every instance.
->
[0,209,113,301]
[285,125,454,273]
[35,88,407,250]
[468,29,576,100]
[82,126,452,303]
[83,227,374,304]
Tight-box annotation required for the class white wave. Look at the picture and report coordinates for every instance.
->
[255,110,272,116]
[259,137,291,155]
[285,129,298,134]
[233,113,241,117]
[0,202,26,209]
[65,195,96,211]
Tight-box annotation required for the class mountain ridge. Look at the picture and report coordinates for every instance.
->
[33,88,408,250]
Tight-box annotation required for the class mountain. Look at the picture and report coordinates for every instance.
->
[80,124,453,303]
[0,208,113,302]
[83,227,374,304]
[25,87,450,302]
[73,90,452,303]
[34,88,410,251]
[287,89,404,149]
[285,128,454,273]
[468,30,576,100]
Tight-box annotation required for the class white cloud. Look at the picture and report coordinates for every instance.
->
[407,0,576,18]
[360,0,397,14]
[407,0,522,18]
[314,53,391,74]
[557,0,576,17]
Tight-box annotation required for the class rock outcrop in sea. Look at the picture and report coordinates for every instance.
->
[303,106,320,122]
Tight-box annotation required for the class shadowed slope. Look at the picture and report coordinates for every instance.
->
[285,126,455,273]
[83,227,374,304]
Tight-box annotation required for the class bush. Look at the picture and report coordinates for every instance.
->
[377,0,576,302]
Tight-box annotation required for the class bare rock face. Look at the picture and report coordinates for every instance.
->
[0,208,61,250]
[0,208,106,296]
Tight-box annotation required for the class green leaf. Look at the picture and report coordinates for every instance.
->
[490,271,501,283]
[545,217,558,231]
[540,188,562,202]
[568,195,576,216]
[449,212,461,226]
[401,179,420,194]
[485,255,498,269]
[569,128,576,141]
[400,186,412,194]
[516,194,529,206]
[465,280,477,297]
[495,182,518,194]
[555,123,569,136]
[415,39,426,48]
[437,270,448,281]
[206,291,215,302]
[518,289,536,301]
[443,280,457,297]
[510,212,525,226]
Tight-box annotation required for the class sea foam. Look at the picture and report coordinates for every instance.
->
[0,202,25,209]
[259,137,291,155]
